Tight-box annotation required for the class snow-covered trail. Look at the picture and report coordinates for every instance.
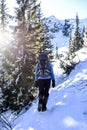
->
[13,59,87,130]
[13,86,87,130]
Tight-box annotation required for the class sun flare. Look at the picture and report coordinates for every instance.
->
[0,30,11,49]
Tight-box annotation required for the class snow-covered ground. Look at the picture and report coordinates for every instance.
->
[12,48,87,130]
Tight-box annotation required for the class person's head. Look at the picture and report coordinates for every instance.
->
[38,52,48,61]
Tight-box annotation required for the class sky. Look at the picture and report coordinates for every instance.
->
[6,0,87,20]
[10,47,87,130]
[40,0,87,19]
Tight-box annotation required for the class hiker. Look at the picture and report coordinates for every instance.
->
[34,52,55,111]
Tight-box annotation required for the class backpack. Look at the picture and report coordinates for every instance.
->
[37,52,51,77]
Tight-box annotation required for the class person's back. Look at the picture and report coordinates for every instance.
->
[34,52,55,111]
[35,52,52,80]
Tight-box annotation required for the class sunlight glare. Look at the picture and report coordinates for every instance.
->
[0,30,11,48]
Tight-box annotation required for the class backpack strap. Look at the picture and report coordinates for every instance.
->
[36,62,51,76]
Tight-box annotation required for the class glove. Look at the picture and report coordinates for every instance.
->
[52,80,55,88]
[34,81,38,87]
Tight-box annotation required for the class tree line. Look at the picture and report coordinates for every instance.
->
[56,14,87,75]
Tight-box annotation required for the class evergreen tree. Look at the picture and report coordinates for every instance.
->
[0,0,9,48]
[25,0,43,55]
[83,26,87,48]
[40,23,53,59]
[2,0,44,112]
[0,0,54,113]
[62,19,72,37]
[69,14,83,53]
[7,0,39,111]
[0,0,8,30]
[0,0,10,113]
[55,44,58,59]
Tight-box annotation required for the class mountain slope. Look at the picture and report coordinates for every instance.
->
[44,16,87,50]
[13,53,87,130]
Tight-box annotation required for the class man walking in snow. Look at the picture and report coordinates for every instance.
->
[34,52,55,111]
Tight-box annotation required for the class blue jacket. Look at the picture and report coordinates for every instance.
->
[35,62,55,81]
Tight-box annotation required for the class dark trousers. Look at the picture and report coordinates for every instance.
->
[37,79,51,107]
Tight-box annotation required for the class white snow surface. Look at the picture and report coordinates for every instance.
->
[12,49,87,130]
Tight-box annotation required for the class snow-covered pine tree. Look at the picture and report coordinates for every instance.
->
[69,14,83,53]
[0,0,11,113]
[5,0,45,112]
[62,19,72,37]
[40,22,53,59]
[59,48,77,75]
[0,0,8,30]
[83,26,87,48]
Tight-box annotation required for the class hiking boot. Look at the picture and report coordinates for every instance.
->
[42,97,48,109]
[42,106,47,111]
[37,103,43,111]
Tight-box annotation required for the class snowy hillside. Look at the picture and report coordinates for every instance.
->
[12,48,87,130]
[44,15,87,50]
